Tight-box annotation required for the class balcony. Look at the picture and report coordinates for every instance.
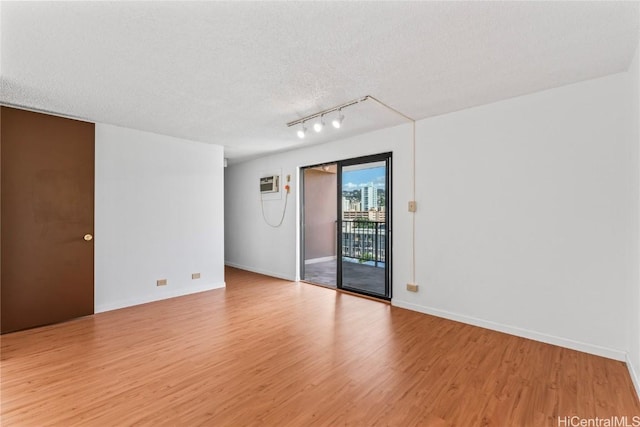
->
[303,220,386,295]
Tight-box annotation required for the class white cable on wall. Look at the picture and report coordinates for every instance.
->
[260,177,290,228]
[365,96,417,285]
[261,193,289,228]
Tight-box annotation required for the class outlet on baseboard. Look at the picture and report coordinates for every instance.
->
[192,273,201,280]
[157,279,168,286]
[406,283,418,292]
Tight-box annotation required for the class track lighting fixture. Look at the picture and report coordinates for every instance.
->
[287,95,413,140]
[296,122,307,139]
[313,115,325,132]
[332,109,344,129]
[287,96,365,138]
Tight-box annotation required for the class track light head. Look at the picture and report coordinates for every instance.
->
[297,123,307,139]
[332,110,344,129]
[313,115,325,133]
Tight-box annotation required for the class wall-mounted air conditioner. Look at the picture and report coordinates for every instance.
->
[260,175,280,194]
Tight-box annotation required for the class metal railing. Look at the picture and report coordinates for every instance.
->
[341,220,386,266]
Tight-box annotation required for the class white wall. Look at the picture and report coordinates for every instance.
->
[406,71,636,361]
[225,70,637,363]
[629,42,640,397]
[95,124,225,312]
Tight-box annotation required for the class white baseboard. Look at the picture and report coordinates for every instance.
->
[391,300,627,362]
[626,354,640,402]
[304,256,337,265]
[224,261,295,281]
[95,281,226,313]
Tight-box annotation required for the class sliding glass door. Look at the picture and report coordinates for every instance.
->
[337,153,391,299]
[300,164,338,288]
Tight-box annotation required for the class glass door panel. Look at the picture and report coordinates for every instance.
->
[301,164,338,288]
[338,154,391,299]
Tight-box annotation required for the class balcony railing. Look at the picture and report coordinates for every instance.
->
[341,220,386,267]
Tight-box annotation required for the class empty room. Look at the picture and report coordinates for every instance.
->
[1,1,640,426]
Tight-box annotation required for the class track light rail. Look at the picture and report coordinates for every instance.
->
[286,96,368,127]
[286,95,414,128]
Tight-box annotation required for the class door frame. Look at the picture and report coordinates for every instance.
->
[337,152,392,300]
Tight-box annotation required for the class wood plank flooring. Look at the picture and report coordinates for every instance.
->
[1,267,639,426]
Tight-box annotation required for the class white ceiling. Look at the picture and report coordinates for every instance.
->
[1,2,638,163]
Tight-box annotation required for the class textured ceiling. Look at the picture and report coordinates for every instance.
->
[1,2,638,163]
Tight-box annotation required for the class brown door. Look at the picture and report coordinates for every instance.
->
[1,106,94,333]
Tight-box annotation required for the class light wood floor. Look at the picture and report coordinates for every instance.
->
[2,267,639,426]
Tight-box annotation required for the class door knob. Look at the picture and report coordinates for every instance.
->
[83,234,93,241]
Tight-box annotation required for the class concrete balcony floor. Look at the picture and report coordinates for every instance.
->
[302,259,386,296]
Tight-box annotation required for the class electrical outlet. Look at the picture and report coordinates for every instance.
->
[192,273,201,279]
[157,279,168,286]
[408,201,417,212]
[406,283,419,292]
